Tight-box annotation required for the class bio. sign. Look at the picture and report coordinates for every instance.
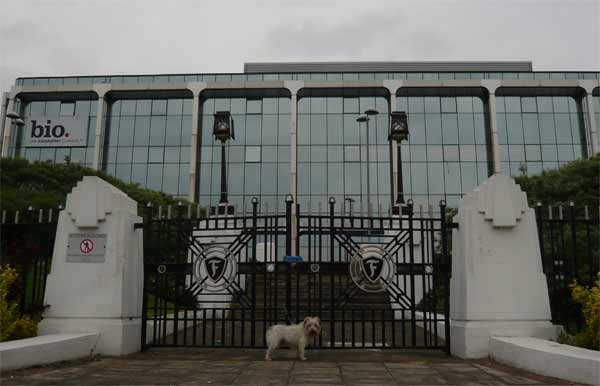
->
[24,116,88,147]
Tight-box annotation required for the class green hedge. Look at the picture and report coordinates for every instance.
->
[515,155,599,207]
[0,157,189,211]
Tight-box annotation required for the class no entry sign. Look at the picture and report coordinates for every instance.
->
[67,233,107,263]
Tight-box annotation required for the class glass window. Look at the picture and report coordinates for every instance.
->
[344,146,360,162]
[133,147,148,163]
[164,147,180,163]
[424,97,440,113]
[262,115,278,145]
[245,146,261,162]
[167,99,183,115]
[263,98,278,114]
[150,116,166,145]
[136,100,151,115]
[59,102,75,116]
[327,97,343,114]
[149,147,163,162]
[311,145,327,162]
[442,114,459,143]
[147,164,163,191]
[246,115,262,145]
[152,100,167,115]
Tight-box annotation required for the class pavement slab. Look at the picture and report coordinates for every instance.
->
[0,348,586,386]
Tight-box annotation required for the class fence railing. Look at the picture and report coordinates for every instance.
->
[0,207,59,315]
[535,203,600,330]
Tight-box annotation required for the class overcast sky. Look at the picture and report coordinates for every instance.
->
[1,0,598,92]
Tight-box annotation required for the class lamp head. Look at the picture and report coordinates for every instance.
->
[213,111,234,142]
[6,111,20,119]
[389,111,409,142]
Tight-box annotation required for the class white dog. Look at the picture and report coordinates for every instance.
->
[265,316,321,361]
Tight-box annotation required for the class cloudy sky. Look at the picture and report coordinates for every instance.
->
[1,0,598,92]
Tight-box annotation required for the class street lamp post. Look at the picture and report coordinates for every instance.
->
[356,108,378,218]
[2,111,25,157]
[212,111,235,215]
[389,111,410,211]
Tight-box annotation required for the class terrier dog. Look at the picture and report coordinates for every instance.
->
[265,316,321,361]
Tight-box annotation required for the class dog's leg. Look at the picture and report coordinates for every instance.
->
[265,346,273,361]
[297,343,307,361]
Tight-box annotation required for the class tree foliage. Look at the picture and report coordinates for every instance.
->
[568,275,600,350]
[515,155,600,207]
[0,265,37,342]
[0,157,189,211]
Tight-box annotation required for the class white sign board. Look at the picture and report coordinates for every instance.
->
[23,116,88,147]
[67,233,107,263]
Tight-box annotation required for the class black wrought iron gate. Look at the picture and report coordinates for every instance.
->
[140,199,452,353]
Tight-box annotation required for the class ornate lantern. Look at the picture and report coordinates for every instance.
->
[389,111,409,142]
[213,111,235,142]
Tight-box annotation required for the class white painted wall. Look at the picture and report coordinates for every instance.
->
[491,337,600,386]
[450,174,556,358]
[0,333,99,371]
[38,176,143,356]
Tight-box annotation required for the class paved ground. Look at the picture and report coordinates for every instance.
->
[1,348,584,386]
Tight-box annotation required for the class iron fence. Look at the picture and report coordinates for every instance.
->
[535,203,600,330]
[0,207,59,315]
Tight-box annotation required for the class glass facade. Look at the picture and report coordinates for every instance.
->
[396,89,490,208]
[13,99,97,167]
[198,95,291,212]
[103,98,193,198]
[15,71,600,86]
[496,95,586,177]
[297,89,390,214]
[7,68,598,212]
[594,90,600,148]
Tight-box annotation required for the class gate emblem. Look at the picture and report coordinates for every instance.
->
[194,245,237,292]
[361,256,384,283]
[349,245,395,293]
[205,256,227,282]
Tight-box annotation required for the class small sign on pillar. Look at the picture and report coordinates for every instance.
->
[67,233,107,262]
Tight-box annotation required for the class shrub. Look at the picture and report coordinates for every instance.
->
[515,155,600,207]
[0,157,189,211]
[0,265,38,342]
[568,273,600,350]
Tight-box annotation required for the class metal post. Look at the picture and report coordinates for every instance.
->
[140,202,153,350]
[585,92,599,155]
[1,97,16,157]
[569,202,578,282]
[251,198,258,345]
[365,118,371,218]
[0,93,9,155]
[329,197,335,347]
[285,198,293,324]
[439,200,451,355]
[219,140,228,203]
[397,143,405,204]
[407,199,416,347]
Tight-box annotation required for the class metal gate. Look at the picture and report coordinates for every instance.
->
[140,199,452,353]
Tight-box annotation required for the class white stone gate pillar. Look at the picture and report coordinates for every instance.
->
[450,174,556,358]
[39,176,143,355]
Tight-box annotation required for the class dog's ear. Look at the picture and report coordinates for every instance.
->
[303,316,310,327]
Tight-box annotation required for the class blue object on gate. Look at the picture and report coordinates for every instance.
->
[283,255,303,263]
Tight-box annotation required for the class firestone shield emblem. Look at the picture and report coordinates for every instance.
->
[349,245,395,292]
[194,245,237,292]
